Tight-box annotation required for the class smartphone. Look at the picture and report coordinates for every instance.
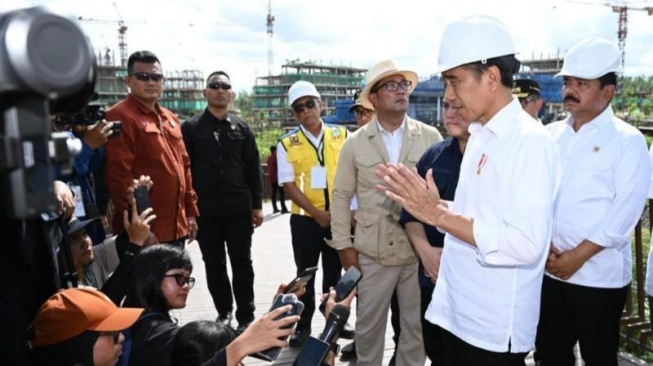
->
[133,186,151,215]
[284,266,318,294]
[108,120,121,138]
[251,294,304,361]
[319,266,362,314]
[111,121,122,137]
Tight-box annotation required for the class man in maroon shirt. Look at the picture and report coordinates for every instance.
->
[104,51,199,245]
[267,146,288,214]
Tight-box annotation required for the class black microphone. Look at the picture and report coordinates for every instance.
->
[293,304,351,366]
[319,303,350,343]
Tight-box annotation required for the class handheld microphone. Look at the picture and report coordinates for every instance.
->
[319,303,350,343]
[293,304,351,366]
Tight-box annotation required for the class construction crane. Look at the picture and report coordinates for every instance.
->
[113,3,128,68]
[565,1,653,73]
[266,0,275,77]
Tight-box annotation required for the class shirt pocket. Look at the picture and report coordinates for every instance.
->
[140,123,164,155]
[355,153,383,188]
[353,211,380,258]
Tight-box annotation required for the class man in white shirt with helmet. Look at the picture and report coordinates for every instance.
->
[534,37,652,366]
[376,16,558,365]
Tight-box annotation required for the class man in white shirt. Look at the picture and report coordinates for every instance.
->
[534,37,652,366]
[330,60,442,365]
[376,16,558,365]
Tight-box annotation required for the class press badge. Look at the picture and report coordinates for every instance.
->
[311,166,327,189]
[70,185,86,217]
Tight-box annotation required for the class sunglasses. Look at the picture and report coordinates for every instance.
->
[372,80,412,93]
[207,82,232,90]
[131,72,165,82]
[164,273,196,289]
[292,99,318,113]
[100,331,121,345]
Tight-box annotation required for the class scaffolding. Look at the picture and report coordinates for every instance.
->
[252,60,366,126]
[93,60,205,119]
[160,70,205,119]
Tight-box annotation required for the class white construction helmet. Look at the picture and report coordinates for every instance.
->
[556,37,622,79]
[436,15,517,73]
[288,81,320,107]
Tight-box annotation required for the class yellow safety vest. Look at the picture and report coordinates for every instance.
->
[280,125,347,216]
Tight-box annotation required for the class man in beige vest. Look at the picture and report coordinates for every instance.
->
[330,60,442,365]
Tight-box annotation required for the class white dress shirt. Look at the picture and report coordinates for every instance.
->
[547,106,651,288]
[376,119,405,164]
[277,124,325,185]
[426,99,559,353]
[645,145,653,296]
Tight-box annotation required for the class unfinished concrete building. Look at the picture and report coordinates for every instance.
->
[93,60,205,119]
[252,60,366,127]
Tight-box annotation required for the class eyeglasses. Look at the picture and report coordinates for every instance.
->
[130,72,165,82]
[372,80,412,93]
[100,331,121,345]
[207,82,232,90]
[164,273,196,288]
[519,96,539,106]
[292,99,318,113]
[354,108,373,117]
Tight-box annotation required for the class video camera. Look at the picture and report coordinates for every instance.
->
[0,6,97,219]
[53,101,106,127]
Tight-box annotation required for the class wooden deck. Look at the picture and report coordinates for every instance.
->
[176,202,650,366]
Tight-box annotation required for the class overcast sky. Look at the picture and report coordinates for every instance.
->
[3,0,653,92]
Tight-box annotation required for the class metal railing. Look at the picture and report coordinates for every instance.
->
[621,201,653,354]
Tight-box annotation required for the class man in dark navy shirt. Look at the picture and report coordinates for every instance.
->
[182,71,263,332]
[399,104,470,365]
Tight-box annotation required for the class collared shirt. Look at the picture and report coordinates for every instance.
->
[376,119,406,164]
[105,94,199,242]
[330,116,442,265]
[399,137,463,288]
[277,124,326,184]
[182,110,263,216]
[547,106,651,288]
[426,99,559,353]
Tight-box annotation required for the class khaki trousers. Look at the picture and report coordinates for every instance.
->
[356,253,425,365]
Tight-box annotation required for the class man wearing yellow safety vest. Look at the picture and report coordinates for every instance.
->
[276,81,348,347]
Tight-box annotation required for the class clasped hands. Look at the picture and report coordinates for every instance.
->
[375,163,447,227]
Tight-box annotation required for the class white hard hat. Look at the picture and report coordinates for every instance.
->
[288,81,320,107]
[556,37,622,79]
[436,16,517,73]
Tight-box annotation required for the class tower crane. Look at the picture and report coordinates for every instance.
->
[565,1,653,72]
[266,0,275,77]
[113,3,128,68]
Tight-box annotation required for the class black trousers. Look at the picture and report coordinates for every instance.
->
[534,276,628,366]
[270,180,287,212]
[290,214,342,328]
[442,328,527,366]
[196,212,255,325]
[421,286,444,366]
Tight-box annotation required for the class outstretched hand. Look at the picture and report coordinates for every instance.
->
[225,305,300,365]
[375,163,445,227]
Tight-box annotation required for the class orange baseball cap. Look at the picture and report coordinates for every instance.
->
[28,288,143,348]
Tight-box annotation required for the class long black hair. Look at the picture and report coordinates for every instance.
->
[123,245,193,313]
